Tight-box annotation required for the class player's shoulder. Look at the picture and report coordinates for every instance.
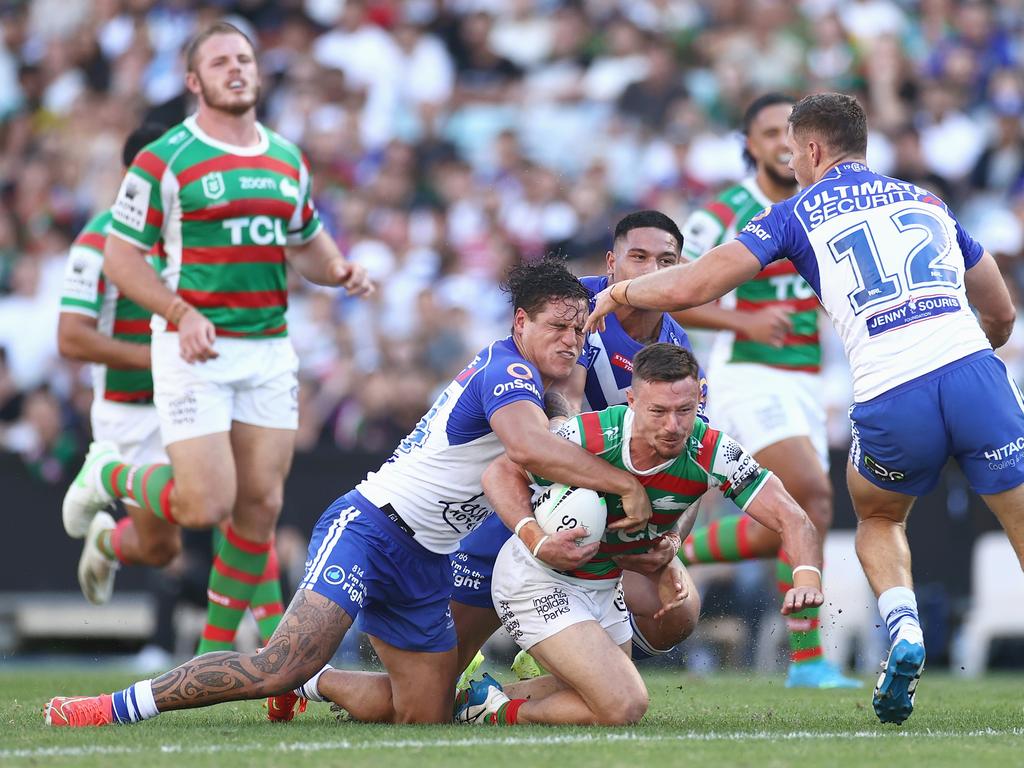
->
[138,122,192,163]
[263,125,305,166]
[71,209,113,253]
[487,336,541,377]
[579,274,607,297]
[659,313,692,348]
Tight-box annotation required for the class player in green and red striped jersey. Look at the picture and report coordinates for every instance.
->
[58,123,183,605]
[674,94,860,689]
[60,22,373,656]
[456,343,824,726]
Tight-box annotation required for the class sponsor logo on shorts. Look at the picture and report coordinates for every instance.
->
[168,390,197,425]
[323,565,345,585]
[614,582,627,614]
[533,588,570,623]
[322,563,366,607]
[498,600,523,641]
[506,362,533,380]
[864,454,906,482]
[451,558,485,591]
[985,436,1024,470]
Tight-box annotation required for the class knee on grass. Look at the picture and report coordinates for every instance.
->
[594,688,649,726]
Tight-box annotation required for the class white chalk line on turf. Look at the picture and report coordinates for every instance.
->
[4,728,1024,759]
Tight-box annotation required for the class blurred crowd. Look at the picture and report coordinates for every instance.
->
[3,0,1024,483]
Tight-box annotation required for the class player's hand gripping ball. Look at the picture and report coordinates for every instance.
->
[532,484,606,547]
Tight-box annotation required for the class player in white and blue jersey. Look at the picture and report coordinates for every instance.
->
[45,257,655,729]
[585,93,1023,725]
[448,211,708,675]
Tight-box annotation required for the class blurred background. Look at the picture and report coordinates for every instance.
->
[1,0,1023,676]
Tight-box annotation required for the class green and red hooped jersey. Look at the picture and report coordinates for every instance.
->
[59,210,165,404]
[681,179,821,372]
[109,116,323,339]
[545,405,772,581]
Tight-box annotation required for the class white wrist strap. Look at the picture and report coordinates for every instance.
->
[514,518,535,537]
[792,565,822,580]
[531,535,550,558]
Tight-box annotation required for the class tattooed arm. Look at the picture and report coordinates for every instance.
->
[151,591,352,710]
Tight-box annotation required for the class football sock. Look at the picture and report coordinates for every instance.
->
[877,586,923,645]
[296,665,332,702]
[250,544,285,644]
[101,462,177,524]
[110,680,159,723]
[107,517,134,564]
[678,514,755,564]
[489,699,526,725]
[777,551,824,664]
[197,526,271,654]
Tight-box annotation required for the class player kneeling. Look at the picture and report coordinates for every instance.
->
[456,344,826,726]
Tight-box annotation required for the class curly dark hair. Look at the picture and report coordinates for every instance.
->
[502,255,589,318]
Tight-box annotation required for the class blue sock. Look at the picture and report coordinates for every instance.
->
[111,679,159,724]
[877,586,923,645]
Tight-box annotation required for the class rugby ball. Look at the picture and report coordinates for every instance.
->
[531,484,606,547]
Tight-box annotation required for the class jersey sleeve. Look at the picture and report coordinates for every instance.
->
[681,207,726,260]
[286,154,324,246]
[59,244,104,317]
[109,159,165,251]
[479,354,545,422]
[953,215,984,270]
[735,202,791,267]
[707,431,772,511]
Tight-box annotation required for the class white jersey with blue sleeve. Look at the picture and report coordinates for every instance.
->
[736,162,991,402]
[356,337,545,554]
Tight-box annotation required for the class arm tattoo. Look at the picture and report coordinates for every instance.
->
[544,390,574,420]
[150,590,351,711]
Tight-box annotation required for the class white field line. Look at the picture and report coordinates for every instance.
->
[3,728,1024,759]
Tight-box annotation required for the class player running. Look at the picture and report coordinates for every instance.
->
[456,343,824,726]
[59,22,371,655]
[58,123,180,604]
[43,257,654,727]
[584,93,1022,725]
[675,93,859,689]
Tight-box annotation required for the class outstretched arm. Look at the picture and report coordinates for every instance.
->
[744,474,824,615]
[584,241,764,334]
[285,229,373,296]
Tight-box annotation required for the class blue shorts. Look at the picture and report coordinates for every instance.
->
[850,351,1024,496]
[300,490,456,653]
[449,514,511,609]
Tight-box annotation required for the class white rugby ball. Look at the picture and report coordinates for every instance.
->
[531,484,606,547]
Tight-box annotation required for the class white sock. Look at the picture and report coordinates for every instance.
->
[877,586,923,645]
[296,664,333,702]
[111,679,159,723]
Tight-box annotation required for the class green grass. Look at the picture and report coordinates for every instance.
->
[2,668,1022,768]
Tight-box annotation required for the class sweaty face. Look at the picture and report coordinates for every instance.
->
[786,124,815,189]
[607,227,681,284]
[188,33,261,116]
[516,297,588,383]
[628,377,700,461]
[747,103,797,189]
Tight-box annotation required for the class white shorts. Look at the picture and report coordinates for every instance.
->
[91,399,167,465]
[151,333,299,446]
[491,537,631,651]
[707,362,828,470]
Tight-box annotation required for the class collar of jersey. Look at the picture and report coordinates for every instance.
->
[741,176,772,209]
[619,407,675,476]
[184,115,269,156]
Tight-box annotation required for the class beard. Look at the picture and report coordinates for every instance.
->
[763,161,799,192]
[197,76,260,116]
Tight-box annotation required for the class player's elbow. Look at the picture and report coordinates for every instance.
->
[503,441,541,470]
[986,307,1016,349]
[57,324,87,361]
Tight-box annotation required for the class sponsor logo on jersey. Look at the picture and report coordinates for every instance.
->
[602,426,620,442]
[200,171,226,200]
[533,588,571,623]
[112,174,152,232]
[222,215,287,245]
[439,491,490,533]
[240,176,278,191]
[797,179,930,230]
[492,378,541,399]
[866,294,961,336]
[652,496,688,511]
[723,438,762,494]
[455,354,482,383]
[751,205,771,222]
[611,352,633,372]
[863,454,905,482]
[279,177,299,200]
[168,129,188,144]
[741,221,772,241]
[506,362,533,380]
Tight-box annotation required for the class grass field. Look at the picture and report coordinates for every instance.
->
[2,667,1022,768]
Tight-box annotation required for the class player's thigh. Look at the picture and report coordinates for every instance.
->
[846,460,915,524]
[528,620,647,719]
[980,485,1024,568]
[165,432,237,523]
[623,563,700,648]
[229,421,295,539]
[367,634,459,723]
[451,600,501,672]
[755,435,833,526]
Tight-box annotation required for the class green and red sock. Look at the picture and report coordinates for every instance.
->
[249,544,285,645]
[100,462,177,524]
[489,699,526,725]
[96,517,134,563]
[679,514,755,565]
[777,551,824,665]
[197,526,272,654]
